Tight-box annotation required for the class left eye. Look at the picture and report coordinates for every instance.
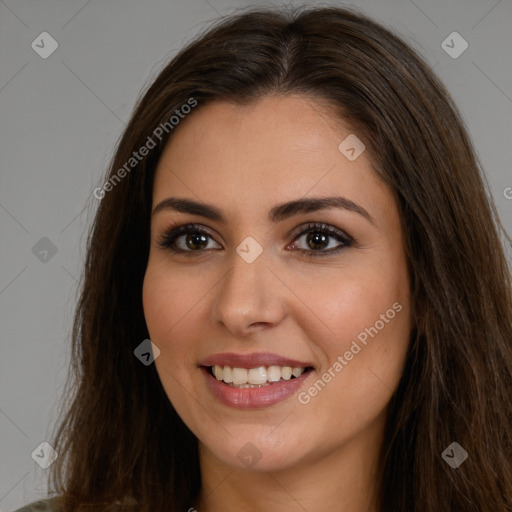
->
[158,224,220,253]
[157,222,353,257]
[289,223,353,256]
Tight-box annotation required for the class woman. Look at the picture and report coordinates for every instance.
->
[16,5,512,512]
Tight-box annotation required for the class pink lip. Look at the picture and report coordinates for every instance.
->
[201,366,313,408]
[200,352,313,369]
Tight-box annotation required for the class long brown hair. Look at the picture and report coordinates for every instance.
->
[48,5,512,511]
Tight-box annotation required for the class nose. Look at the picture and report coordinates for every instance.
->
[211,247,287,338]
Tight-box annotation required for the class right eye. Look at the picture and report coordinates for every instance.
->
[157,223,222,255]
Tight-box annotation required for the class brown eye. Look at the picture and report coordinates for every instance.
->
[305,232,330,250]
[290,223,353,257]
[157,224,221,254]
[158,222,353,258]
[183,232,209,250]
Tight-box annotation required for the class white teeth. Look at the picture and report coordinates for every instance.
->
[213,365,222,380]
[248,367,267,385]
[267,366,282,382]
[223,366,233,383]
[281,366,292,380]
[210,364,307,386]
[232,367,248,385]
[292,367,303,377]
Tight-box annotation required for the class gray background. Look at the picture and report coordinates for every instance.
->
[1,0,511,510]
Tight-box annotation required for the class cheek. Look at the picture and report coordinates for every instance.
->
[142,260,199,341]
[142,258,221,398]
[143,270,169,341]
[142,264,195,390]
[142,263,203,410]
[291,258,410,354]
[291,258,411,426]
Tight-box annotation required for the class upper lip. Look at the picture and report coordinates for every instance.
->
[200,352,313,369]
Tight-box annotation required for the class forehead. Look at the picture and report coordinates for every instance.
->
[152,94,392,223]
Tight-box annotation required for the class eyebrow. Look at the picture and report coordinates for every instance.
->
[152,196,374,225]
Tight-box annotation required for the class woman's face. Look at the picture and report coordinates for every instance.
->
[143,94,412,472]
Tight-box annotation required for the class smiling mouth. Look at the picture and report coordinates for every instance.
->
[206,365,314,388]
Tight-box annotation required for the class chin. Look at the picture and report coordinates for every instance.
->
[198,425,317,473]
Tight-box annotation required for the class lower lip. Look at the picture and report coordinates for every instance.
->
[201,367,313,409]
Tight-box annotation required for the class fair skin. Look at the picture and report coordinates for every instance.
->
[143,94,413,512]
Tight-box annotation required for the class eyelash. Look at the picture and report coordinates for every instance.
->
[156,222,354,258]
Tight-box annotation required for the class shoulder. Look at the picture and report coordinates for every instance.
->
[11,497,61,512]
